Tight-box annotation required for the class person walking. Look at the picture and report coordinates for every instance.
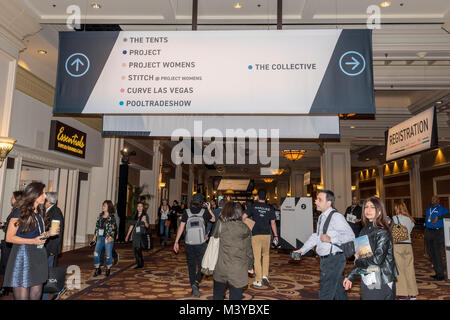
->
[125,202,150,269]
[173,193,215,297]
[158,200,171,247]
[206,198,224,238]
[3,182,55,300]
[343,197,398,300]
[170,200,181,236]
[293,190,355,300]
[42,192,64,300]
[0,191,23,297]
[242,189,279,288]
[92,200,117,277]
[344,196,363,237]
[392,201,418,300]
[213,202,254,300]
[424,196,449,281]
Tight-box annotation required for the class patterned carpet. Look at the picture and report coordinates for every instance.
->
[1,230,449,300]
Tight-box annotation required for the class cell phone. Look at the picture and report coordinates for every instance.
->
[290,251,301,259]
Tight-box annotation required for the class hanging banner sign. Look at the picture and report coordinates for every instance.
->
[54,29,374,115]
[385,106,438,161]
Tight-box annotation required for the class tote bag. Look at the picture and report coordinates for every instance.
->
[201,221,221,275]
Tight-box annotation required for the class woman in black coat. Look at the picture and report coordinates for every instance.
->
[343,196,398,300]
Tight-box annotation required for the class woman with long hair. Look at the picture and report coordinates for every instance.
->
[393,201,418,300]
[158,199,171,246]
[343,197,398,300]
[3,183,57,300]
[92,200,117,277]
[213,201,254,300]
[125,202,150,269]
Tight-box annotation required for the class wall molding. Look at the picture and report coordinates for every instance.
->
[15,65,54,107]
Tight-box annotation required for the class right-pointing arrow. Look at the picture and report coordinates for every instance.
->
[345,56,360,70]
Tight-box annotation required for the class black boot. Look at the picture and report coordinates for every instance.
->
[105,268,111,277]
[93,268,101,277]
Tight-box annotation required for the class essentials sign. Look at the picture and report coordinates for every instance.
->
[49,120,86,158]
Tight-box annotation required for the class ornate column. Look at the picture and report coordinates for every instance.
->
[409,154,423,219]
[320,141,352,213]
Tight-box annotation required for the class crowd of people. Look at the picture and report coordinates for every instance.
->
[0,180,448,301]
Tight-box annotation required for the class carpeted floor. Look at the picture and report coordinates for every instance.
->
[1,230,449,300]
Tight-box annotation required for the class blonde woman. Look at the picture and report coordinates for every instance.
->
[393,201,418,300]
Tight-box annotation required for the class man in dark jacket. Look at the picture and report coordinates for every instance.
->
[42,192,65,300]
[344,196,362,237]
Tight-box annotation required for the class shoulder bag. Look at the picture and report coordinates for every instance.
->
[323,210,355,258]
[201,221,221,275]
[391,216,409,243]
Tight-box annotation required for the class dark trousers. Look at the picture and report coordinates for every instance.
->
[134,247,144,267]
[213,280,243,300]
[361,281,396,300]
[100,247,118,266]
[185,243,207,286]
[425,228,445,277]
[319,253,348,300]
[42,255,56,300]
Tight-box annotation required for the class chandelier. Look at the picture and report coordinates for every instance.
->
[282,149,305,161]
[0,137,16,168]
[263,178,274,183]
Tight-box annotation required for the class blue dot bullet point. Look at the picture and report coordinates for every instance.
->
[119,101,124,106]
[122,50,127,55]
[248,65,253,70]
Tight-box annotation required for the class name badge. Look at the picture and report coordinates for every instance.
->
[136,226,141,233]
[37,245,44,249]
[362,272,377,286]
[98,229,105,236]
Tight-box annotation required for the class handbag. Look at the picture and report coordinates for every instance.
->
[43,266,67,293]
[201,221,221,275]
[392,216,409,243]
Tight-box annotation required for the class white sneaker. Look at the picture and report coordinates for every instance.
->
[262,276,269,286]
[253,281,262,287]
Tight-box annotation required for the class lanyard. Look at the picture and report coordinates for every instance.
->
[35,214,43,234]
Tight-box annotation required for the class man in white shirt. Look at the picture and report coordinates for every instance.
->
[293,190,354,300]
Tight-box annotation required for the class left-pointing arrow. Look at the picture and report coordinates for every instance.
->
[71,58,84,72]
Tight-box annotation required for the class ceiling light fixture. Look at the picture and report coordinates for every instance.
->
[37,50,47,55]
[436,101,443,104]
[365,157,371,161]
[0,137,16,168]
[282,150,305,161]
[350,126,355,129]
[263,178,274,183]
[233,3,243,9]
[91,3,101,9]
[380,1,391,7]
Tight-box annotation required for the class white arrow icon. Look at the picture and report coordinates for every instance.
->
[345,56,360,70]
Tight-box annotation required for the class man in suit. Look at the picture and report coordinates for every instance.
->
[42,192,65,300]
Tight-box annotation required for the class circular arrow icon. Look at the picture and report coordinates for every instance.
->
[339,51,366,77]
[65,53,90,77]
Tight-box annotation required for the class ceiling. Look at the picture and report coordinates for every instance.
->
[11,0,450,181]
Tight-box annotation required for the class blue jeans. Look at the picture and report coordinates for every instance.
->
[42,255,55,300]
[159,219,169,243]
[94,237,114,268]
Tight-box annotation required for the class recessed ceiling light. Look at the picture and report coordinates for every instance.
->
[91,3,101,9]
[436,101,443,104]
[379,153,384,156]
[380,1,391,7]
[350,126,355,129]
[37,50,47,55]
[365,157,370,161]
[233,3,243,9]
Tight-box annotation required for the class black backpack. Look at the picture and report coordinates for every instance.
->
[322,210,355,258]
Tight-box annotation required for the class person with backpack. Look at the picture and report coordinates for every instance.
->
[292,190,354,300]
[173,193,215,297]
[125,202,150,269]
